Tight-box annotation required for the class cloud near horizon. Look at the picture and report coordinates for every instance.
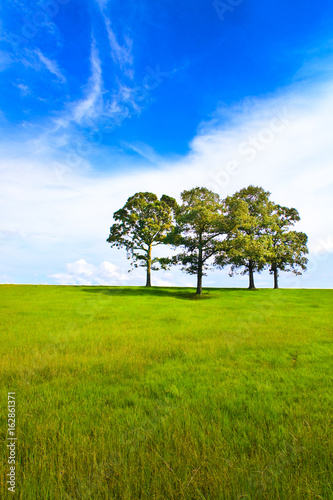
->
[50,259,130,285]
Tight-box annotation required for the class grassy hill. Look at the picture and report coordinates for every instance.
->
[0,285,332,499]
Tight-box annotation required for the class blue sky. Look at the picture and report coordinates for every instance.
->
[0,0,333,287]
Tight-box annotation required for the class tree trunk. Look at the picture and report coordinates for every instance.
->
[146,245,152,287]
[248,260,255,289]
[273,265,279,289]
[196,242,203,295]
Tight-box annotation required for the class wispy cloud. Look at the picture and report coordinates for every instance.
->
[13,82,30,95]
[105,81,142,123]
[95,0,109,12]
[122,141,163,164]
[53,38,140,131]
[0,50,13,71]
[94,0,134,78]
[53,39,103,129]
[71,41,103,124]
[35,49,66,83]
[104,17,134,77]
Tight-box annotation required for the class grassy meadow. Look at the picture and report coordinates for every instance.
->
[0,285,332,499]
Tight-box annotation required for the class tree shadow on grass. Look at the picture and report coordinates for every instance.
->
[82,286,245,301]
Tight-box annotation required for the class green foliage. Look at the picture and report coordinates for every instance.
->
[107,186,308,290]
[219,186,273,285]
[268,204,309,279]
[167,187,229,293]
[216,186,309,288]
[107,192,177,285]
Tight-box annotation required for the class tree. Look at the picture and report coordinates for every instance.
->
[106,192,177,287]
[168,187,229,295]
[221,185,273,289]
[267,205,308,288]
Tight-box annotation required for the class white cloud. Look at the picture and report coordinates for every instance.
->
[0,50,13,71]
[50,259,130,285]
[104,17,133,76]
[53,38,138,131]
[35,49,66,83]
[13,82,30,95]
[95,0,108,11]
[53,39,103,130]
[122,141,162,164]
[71,41,103,125]
[94,0,134,78]
[154,278,178,287]
[100,261,130,282]
[311,236,333,255]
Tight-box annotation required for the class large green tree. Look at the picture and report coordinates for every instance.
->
[220,185,273,289]
[168,187,230,295]
[268,205,308,288]
[107,192,177,287]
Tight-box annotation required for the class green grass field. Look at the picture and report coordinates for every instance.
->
[0,285,332,499]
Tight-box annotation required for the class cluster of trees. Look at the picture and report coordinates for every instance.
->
[107,186,308,294]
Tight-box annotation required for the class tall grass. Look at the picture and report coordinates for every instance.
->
[0,286,332,499]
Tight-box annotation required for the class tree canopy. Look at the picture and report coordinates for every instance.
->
[219,186,273,289]
[267,204,308,288]
[107,186,308,291]
[106,192,177,287]
[167,187,229,294]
